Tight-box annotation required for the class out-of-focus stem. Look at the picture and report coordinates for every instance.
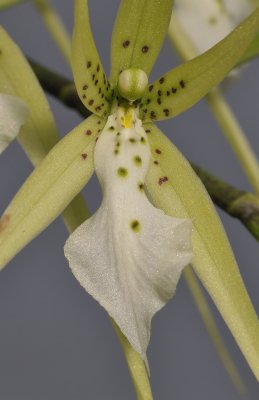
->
[206,88,259,194]
[34,0,71,64]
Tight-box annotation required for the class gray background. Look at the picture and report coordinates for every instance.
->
[0,1,259,399]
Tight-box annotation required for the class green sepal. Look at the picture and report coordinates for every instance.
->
[0,0,28,10]
[110,0,173,84]
[0,115,105,270]
[0,27,59,165]
[140,7,259,122]
[145,123,259,381]
[72,0,113,117]
[237,32,259,65]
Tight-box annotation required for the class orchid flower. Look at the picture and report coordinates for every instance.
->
[173,0,256,55]
[0,93,27,155]
[1,0,259,382]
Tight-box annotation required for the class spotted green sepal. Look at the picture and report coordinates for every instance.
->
[145,123,259,381]
[0,27,59,166]
[0,115,104,270]
[237,31,259,65]
[140,7,259,122]
[110,0,173,84]
[72,0,113,117]
[0,0,28,10]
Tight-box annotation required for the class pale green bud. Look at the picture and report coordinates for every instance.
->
[118,68,148,102]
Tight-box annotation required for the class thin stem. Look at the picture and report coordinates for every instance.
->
[34,0,71,64]
[169,15,259,194]
[206,88,259,194]
[184,266,246,394]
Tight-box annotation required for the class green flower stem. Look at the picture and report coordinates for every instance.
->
[206,88,259,194]
[184,266,246,394]
[34,0,71,64]
[169,15,259,194]
[29,60,259,241]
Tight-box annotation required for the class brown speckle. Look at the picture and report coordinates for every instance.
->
[158,90,162,96]
[159,176,168,185]
[159,77,165,84]
[123,40,130,48]
[89,99,94,106]
[0,214,11,232]
[163,108,169,117]
[157,98,161,105]
[142,45,149,53]
[180,79,185,88]
[97,64,100,72]
[83,84,88,90]
[145,129,151,133]
[81,153,87,160]
[154,160,159,165]
[150,111,156,119]
[86,61,92,68]
[172,87,177,93]
[82,94,86,99]
[155,149,161,154]
[149,85,154,92]
[86,130,92,136]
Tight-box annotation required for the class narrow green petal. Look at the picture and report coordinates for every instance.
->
[0,26,59,165]
[72,0,113,116]
[110,0,173,84]
[0,27,89,238]
[144,123,259,381]
[184,266,246,394]
[112,321,153,400]
[237,32,259,65]
[140,7,259,122]
[0,0,28,10]
[0,115,104,270]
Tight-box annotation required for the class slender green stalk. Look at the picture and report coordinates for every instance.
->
[169,15,259,194]
[34,0,71,64]
[206,88,259,193]
[183,266,246,395]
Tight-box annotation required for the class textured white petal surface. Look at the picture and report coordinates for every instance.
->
[65,108,192,358]
[174,0,253,54]
[0,93,28,154]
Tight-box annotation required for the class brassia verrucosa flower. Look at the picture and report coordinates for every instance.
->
[173,0,256,55]
[1,0,259,383]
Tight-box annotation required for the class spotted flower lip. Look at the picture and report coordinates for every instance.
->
[64,106,193,359]
[0,93,28,154]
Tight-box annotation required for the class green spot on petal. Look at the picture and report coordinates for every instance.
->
[130,219,141,232]
[117,167,128,177]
